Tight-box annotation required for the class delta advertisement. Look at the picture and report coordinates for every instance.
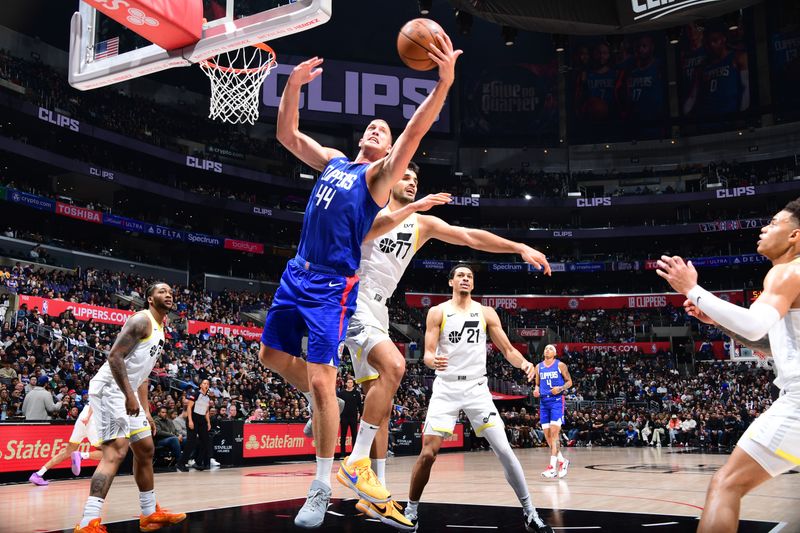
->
[187,320,263,341]
[18,295,134,326]
[0,424,99,473]
[3,188,264,255]
[405,291,744,310]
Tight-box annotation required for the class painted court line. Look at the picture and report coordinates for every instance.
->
[642,522,680,527]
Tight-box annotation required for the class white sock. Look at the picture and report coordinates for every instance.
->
[406,500,419,514]
[81,451,90,460]
[557,451,564,462]
[36,467,47,476]
[520,494,536,516]
[315,456,333,487]
[550,455,557,468]
[349,420,379,463]
[139,489,156,517]
[375,458,386,486]
[80,496,104,527]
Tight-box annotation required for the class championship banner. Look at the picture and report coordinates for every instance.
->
[555,342,671,354]
[56,202,102,224]
[18,295,134,326]
[0,424,99,473]
[243,423,353,459]
[406,291,743,310]
[187,320,263,341]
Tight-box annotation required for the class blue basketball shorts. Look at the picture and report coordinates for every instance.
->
[261,258,359,366]
[540,396,565,427]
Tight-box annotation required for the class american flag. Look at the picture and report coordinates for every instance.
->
[94,37,119,60]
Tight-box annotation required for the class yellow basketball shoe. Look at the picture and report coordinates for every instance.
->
[337,456,391,503]
[355,499,417,531]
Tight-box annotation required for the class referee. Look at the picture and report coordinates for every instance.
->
[179,379,211,471]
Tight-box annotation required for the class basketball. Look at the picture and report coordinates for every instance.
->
[397,18,446,71]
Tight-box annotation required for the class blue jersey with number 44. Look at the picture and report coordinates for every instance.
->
[297,157,384,275]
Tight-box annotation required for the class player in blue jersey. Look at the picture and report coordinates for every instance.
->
[683,25,749,116]
[258,35,462,529]
[617,34,665,125]
[533,344,573,479]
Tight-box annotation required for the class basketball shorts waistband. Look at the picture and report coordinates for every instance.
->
[293,254,355,277]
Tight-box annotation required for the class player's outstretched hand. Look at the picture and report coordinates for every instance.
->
[520,245,551,276]
[411,192,452,213]
[288,56,324,87]
[656,255,698,295]
[521,361,536,382]
[427,32,462,86]
[683,298,716,325]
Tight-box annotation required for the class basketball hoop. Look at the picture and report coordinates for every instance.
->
[199,43,277,125]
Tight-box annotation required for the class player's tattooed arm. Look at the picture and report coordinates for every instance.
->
[107,313,150,410]
[716,325,772,357]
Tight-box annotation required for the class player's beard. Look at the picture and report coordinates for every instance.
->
[392,189,413,205]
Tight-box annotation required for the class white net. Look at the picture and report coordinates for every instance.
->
[199,44,277,125]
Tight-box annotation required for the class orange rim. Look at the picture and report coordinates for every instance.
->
[200,43,277,75]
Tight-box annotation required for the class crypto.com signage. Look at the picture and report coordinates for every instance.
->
[262,56,450,133]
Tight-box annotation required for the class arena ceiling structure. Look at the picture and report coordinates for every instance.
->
[447,0,764,34]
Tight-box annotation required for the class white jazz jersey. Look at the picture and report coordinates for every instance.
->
[357,209,420,300]
[90,310,165,392]
[436,301,487,379]
[768,308,800,391]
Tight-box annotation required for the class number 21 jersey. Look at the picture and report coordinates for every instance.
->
[436,301,487,379]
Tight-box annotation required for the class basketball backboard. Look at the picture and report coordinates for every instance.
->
[69,0,332,90]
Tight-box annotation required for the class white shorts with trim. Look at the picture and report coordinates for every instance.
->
[345,290,391,384]
[69,405,99,447]
[737,391,800,477]
[89,383,151,445]
[423,377,503,437]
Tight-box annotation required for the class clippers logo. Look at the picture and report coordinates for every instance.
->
[126,7,159,26]
[576,197,611,208]
[186,156,223,173]
[716,186,756,199]
[629,0,720,21]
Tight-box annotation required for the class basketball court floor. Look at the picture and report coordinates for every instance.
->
[3,447,795,532]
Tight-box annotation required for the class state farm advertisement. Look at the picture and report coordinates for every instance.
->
[187,320,262,341]
[243,423,353,459]
[405,291,743,310]
[56,202,102,224]
[554,342,671,354]
[18,295,134,326]
[0,424,99,473]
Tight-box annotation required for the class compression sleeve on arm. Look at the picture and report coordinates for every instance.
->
[688,286,781,341]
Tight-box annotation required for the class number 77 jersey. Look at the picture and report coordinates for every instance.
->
[436,301,488,379]
[357,209,420,299]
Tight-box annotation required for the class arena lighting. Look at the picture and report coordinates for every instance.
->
[667,27,681,45]
[299,173,314,180]
[553,34,568,52]
[454,171,464,176]
[725,11,740,31]
[455,10,473,35]
[707,181,723,189]
[471,193,480,198]
[418,0,432,15]
[567,191,582,197]
[502,26,517,46]
[524,194,532,200]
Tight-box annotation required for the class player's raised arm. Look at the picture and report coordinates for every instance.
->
[367,34,462,201]
[363,193,452,242]
[421,216,551,275]
[106,312,151,415]
[423,305,446,371]
[657,255,800,341]
[276,57,346,171]
[483,306,535,382]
